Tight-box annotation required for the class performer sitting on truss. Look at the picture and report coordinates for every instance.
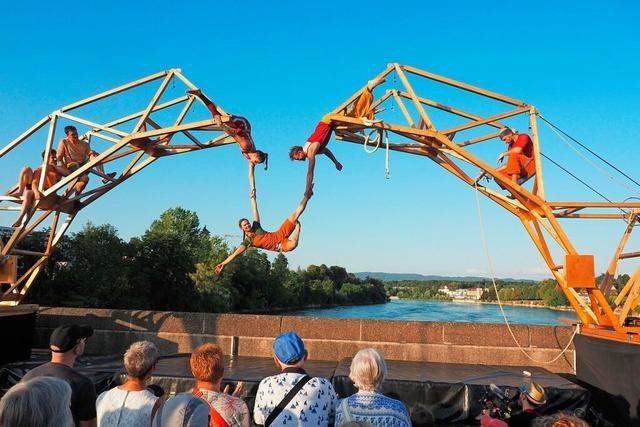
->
[56,126,116,191]
[214,166,312,274]
[187,89,268,169]
[288,77,385,196]
[11,149,70,227]
[496,127,536,185]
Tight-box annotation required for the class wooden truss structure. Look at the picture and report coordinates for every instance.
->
[329,63,640,344]
[0,69,235,305]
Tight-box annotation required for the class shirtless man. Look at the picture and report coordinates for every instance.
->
[12,150,70,227]
[187,89,268,169]
[56,125,116,193]
[214,165,312,274]
[289,77,385,196]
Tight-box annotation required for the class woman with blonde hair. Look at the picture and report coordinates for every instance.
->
[335,348,411,426]
[0,376,74,427]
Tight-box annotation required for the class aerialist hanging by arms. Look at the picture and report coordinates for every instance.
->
[187,89,268,169]
[289,77,385,196]
[214,165,313,274]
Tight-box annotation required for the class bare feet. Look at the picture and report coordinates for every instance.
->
[186,88,203,97]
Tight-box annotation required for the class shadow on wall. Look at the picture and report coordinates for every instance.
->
[34,307,224,357]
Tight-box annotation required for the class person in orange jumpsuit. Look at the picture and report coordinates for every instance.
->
[496,128,536,184]
[214,165,312,274]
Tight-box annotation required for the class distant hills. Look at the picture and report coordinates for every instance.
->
[353,272,535,283]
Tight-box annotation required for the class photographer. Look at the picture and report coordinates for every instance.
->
[481,382,546,427]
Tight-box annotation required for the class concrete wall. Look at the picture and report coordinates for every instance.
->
[34,307,576,373]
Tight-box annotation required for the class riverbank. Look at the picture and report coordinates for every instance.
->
[478,300,575,312]
[239,299,388,315]
[392,296,575,312]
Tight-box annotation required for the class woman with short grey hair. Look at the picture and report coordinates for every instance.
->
[0,376,74,427]
[335,348,411,427]
[96,341,160,427]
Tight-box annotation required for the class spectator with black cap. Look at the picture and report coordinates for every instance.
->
[21,324,97,427]
[253,331,337,426]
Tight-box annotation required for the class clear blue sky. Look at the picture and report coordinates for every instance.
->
[1,1,639,279]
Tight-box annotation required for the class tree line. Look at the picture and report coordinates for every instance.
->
[385,276,630,308]
[22,207,387,312]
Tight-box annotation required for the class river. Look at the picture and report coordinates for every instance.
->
[287,299,576,326]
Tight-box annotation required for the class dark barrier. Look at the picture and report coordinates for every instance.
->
[332,359,590,425]
[0,305,37,364]
[575,334,640,427]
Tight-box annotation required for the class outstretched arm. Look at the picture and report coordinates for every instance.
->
[215,245,247,274]
[249,163,260,223]
[305,154,316,198]
[321,148,342,171]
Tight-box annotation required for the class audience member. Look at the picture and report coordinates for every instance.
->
[11,149,70,227]
[96,341,160,427]
[532,412,590,427]
[21,324,97,427]
[410,403,435,427]
[56,125,115,190]
[0,376,74,427]
[335,348,410,427]
[481,382,546,427]
[341,422,374,427]
[151,394,210,427]
[254,331,337,426]
[190,343,249,427]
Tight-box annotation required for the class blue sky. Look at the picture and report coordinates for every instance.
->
[1,1,639,279]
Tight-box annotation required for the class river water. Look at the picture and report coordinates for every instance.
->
[287,299,576,326]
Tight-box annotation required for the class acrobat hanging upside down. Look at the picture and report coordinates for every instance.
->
[188,89,268,169]
[214,164,313,274]
[289,76,385,197]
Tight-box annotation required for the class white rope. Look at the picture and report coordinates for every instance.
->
[540,114,640,197]
[384,130,390,179]
[362,128,391,179]
[363,128,381,154]
[473,182,578,366]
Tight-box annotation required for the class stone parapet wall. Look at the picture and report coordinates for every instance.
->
[34,307,576,373]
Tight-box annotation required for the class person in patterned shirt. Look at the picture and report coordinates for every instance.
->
[190,343,249,427]
[253,331,337,426]
[335,348,411,427]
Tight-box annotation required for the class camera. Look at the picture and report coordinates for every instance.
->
[479,383,520,420]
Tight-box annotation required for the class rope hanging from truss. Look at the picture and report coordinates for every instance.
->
[473,182,578,366]
[362,128,391,179]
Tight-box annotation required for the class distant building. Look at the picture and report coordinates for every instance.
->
[438,286,485,301]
